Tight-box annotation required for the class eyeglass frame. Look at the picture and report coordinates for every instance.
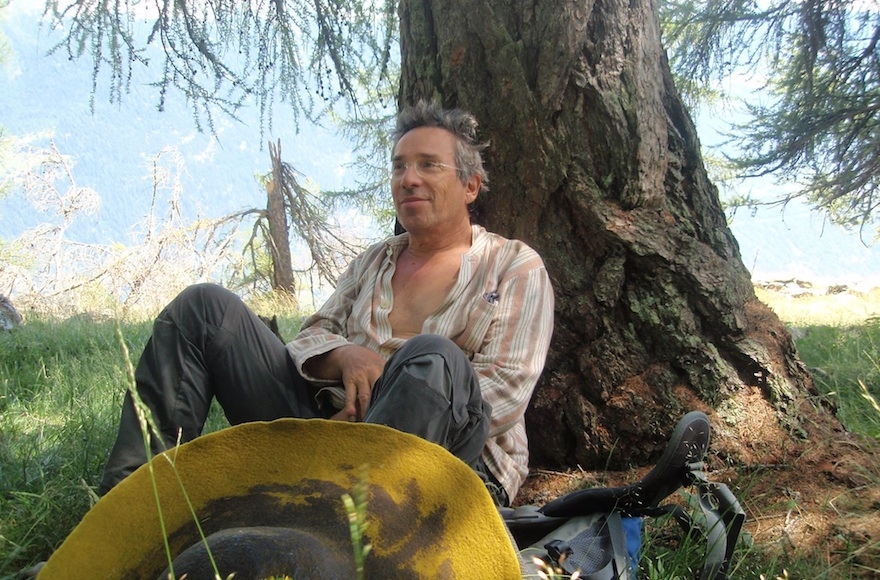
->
[390,159,462,180]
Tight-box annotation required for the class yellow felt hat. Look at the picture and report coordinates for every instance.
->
[39,419,521,579]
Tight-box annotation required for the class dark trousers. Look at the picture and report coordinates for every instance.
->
[100,284,493,497]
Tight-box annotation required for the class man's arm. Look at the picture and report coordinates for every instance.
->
[288,247,387,421]
[472,261,555,437]
[467,251,554,498]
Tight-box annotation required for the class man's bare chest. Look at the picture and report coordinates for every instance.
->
[388,257,461,338]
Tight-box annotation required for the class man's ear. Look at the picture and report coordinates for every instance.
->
[465,175,481,204]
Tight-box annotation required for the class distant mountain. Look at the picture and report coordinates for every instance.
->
[1,3,359,246]
[2,2,877,287]
[727,203,878,288]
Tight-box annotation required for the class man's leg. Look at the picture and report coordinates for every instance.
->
[364,334,491,471]
[100,283,317,494]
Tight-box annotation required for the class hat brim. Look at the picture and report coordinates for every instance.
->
[40,419,521,579]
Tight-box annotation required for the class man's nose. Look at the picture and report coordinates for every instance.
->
[399,163,423,186]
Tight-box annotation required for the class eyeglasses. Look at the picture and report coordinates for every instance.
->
[391,160,460,179]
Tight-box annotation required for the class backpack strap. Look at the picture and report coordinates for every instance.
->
[640,463,745,580]
[540,411,712,518]
[697,479,745,580]
[680,465,745,580]
[500,504,569,548]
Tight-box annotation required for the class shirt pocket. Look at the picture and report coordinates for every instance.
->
[452,292,497,356]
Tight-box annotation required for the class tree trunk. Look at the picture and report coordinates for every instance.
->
[267,140,296,294]
[398,0,833,471]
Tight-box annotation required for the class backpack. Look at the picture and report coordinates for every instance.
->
[501,411,745,579]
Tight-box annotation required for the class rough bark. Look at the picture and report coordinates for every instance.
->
[398,0,831,472]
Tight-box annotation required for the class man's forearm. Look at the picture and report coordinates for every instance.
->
[302,349,344,380]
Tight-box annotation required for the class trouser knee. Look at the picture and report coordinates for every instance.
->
[390,335,464,372]
[170,283,240,315]
[160,283,247,338]
[401,334,459,355]
[366,335,489,468]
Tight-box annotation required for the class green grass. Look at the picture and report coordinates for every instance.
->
[0,317,136,575]
[756,286,880,439]
[790,321,880,439]
[0,290,878,579]
[0,316,232,579]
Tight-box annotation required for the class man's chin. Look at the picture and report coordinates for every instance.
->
[395,214,429,233]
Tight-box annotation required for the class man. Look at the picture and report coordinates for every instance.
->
[100,102,554,506]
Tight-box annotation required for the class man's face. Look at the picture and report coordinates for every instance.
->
[391,126,480,236]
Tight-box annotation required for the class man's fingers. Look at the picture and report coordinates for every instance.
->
[330,408,355,422]
[343,375,374,422]
[356,386,372,421]
[336,345,385,421]
[343,378,360,418]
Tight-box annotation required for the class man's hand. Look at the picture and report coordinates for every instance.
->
[304,344,386,421]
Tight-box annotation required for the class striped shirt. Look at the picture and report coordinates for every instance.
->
[288,224,555,500]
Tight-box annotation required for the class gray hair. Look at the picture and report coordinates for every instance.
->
[392,101,489,194]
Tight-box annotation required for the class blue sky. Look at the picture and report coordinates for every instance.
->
[2,1,878,287]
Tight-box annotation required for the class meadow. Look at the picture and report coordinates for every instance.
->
[0,287,878,579]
